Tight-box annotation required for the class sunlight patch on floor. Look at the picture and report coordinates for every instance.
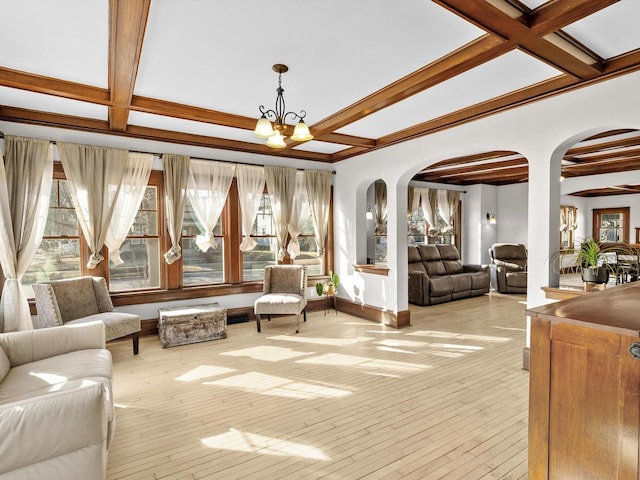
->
[202,428,330,460]
[204,371,352,399]
[269,335,374,346]
[175,365,235,382]
[376,345,417,355]
[220,346,313,362]
[407,330,511,343]
[296,353,430,373]
[376,339,429,348]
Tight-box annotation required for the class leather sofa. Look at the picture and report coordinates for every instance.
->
[0,322,114,479]
[408,244,490,306]
[489,243,528,293]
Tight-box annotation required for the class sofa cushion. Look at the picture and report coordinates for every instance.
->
[429,276,453,296]
[470,271,490,290]
[0,349,112,405]
[0,347,9,383]
[417,245,441,261]
[408,245,422,263]
[51,277,100,321]
[450,274,472,292]
[65,312,141,342]
[495,260,525,271]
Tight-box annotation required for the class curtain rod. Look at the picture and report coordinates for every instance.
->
[0,130,336,175]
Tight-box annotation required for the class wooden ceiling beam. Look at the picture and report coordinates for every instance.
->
[529,0,619,35]
[0,106,332,162]
[567,147,640,163]
[566,135,640,156]
[0,67,110,104]
[424,158,528,177]
[310,35,513,137]
[108,0,151,132]
[436,0,602,78]
[421,151,523,171]
[380,75,576,146]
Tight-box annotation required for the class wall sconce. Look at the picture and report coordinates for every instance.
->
[366,205,374,220]
[486,212,496,224]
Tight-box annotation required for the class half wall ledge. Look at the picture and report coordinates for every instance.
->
[353,264,389,276]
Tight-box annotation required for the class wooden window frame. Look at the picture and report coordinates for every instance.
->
[25,167,334,311]
[592,207,630,244]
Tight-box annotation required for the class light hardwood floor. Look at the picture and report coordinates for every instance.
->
[106,292,529,480]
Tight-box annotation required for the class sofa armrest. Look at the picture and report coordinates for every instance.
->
[463,264,488,273]
[0,382,108,476]
[0,322,106,367]
[408,271,430,305]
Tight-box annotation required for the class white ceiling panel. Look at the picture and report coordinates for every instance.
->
[0,86,107,120]
[0,0,108,88]
[128,111,265,145]
[292,141,350,155]
[517,0,550,10]
[336,50,563,138]
[563,2,640,59]
[134,0,483,123]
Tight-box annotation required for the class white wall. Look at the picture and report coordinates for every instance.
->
[335,69,640,317]
[497,183,528,246]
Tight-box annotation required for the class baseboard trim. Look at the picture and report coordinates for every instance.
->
[336,298,411,328]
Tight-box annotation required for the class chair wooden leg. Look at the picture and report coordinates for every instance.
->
[295,313,300,334]
[303,309,307,322]
[256,313,261,333]
[132,332,140,355]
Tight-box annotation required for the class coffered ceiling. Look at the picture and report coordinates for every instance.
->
[0,0,639,170]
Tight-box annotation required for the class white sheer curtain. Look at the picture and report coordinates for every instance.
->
[237,164,265,252]
[408,186,420,218]
[437,190,460,232]
[374,181,387,235]
[305,169,331,256]
[287,170,310,260]
[187,159,236,251]
[417,188,438,235]
[58,142,127,268]
[163,154,190,264]
[104,152,153,266]
[0,136,53,332]
[265,166,297,261]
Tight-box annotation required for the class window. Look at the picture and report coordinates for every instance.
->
[292,215,322,276]
[20,162,331,302]
[22,179,81,298]
[593,207,629,243]
[182,198,224,286]
[560,205,577,250]
[109,185,161,292]
[242,193,276,281]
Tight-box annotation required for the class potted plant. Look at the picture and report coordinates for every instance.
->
[316,271,340,296]
[552,237,615,284]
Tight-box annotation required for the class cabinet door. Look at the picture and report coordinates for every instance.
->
[546,323,640,478]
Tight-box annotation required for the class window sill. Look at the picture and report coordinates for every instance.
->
[353,264,389,276]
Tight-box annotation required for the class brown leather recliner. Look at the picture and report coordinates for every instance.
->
[489,243,527,294]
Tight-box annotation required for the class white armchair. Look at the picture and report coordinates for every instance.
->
[33,276,141,354]
[254,265,307,334]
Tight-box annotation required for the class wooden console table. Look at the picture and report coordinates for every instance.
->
[527,282,640,478]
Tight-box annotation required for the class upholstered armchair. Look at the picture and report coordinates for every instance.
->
[489,243,528,294]
[33,276,141,354]
[254,265,307,334]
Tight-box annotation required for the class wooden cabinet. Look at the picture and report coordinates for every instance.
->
[527,282,640,479]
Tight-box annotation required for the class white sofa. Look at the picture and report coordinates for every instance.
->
[0,322,114,480]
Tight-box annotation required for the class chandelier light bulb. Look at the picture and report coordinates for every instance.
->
[265,130,287,149]
[254,115,275,138]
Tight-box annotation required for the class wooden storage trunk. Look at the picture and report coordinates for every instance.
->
[158,303,227,348]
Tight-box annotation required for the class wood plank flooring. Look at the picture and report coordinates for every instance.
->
[106,292,529,479]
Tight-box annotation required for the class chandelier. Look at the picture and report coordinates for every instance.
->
[253,64,313,149]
